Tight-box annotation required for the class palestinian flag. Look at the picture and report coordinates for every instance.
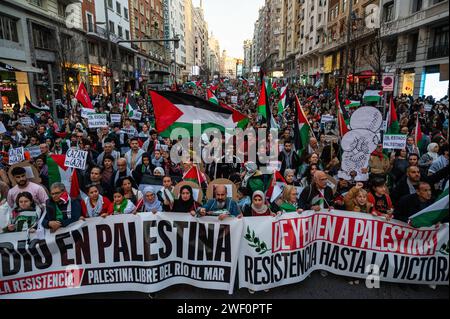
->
[415,113,425,150]
[69,169,87,201]
[336,88,350,137]
[126,95,138,117]
[150,91,236,138]
[239,77,249,86]
[409,183,449,228]
[363,90,383,104]
[266,171,287,202]
[25,96,51,114]
[210,84,219,92]
[220,102,249,129]
[345,99,361,110]
[278,85,288,115]
[386,97,400,134]
[183,165,207,186]
[257,80,268,119]
[294,94,310,158]
[207,89,219,105]
[47,155,71,193]
[186,81,197,88]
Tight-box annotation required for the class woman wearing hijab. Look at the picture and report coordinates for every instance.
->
[143,186,163,214]
[153,167,165,177]
[242,191,274,217]
[419,143,439,173]
[171,185,200,216]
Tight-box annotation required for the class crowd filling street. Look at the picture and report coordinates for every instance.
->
[0,77,448,295]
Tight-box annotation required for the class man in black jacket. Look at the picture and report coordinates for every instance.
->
[395,182,434,223]
[299,171,334,211]
[279,140,301,176]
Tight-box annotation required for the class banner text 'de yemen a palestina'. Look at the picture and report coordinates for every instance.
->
[0,214,243,299]
[240,211,448,291]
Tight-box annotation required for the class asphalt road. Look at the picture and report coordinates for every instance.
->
[66,271,448,300]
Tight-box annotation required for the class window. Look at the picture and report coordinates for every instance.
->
[109,21,115,34]
[57,1,66,17]
[61,34,73,51]
[88,42,96,56]
[118,25,123,38]
[86,12,94,32]
[386,39,397,62]
[33,25,53,49]
[124,7,129,20]
[107,0,113,8]
[0,14,19,42]
[29,0,43,7]
[383,1,394,22]
[412,0,422,13]
[125,30,130,40]
[116,1,121,15]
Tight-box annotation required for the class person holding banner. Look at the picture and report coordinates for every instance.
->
[197,185,241,220]
[106,188,137,215]
[83,184,112,218]
[367,177,394,220]
[242,191,274,217]
[275,185,303,214]
[121,177,144,207]
[299,171,334,212]
[3,192,42,233]
[42,183,87,232]
[171,185,200,216]
[143,186,163,214]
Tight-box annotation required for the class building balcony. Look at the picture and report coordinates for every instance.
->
[406,51,417,62]
[380,0,449,37]
[427,44,449,59]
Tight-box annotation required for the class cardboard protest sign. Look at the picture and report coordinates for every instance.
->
[64,149,88,170]
[88,113,108,128]
[110,114,122,124]
[25,146,42,159]
[383,134,407,150]
[206,179,238,201]
[174,181,203,203]
[130,111,142,121]
[19,117,34,127]
[81,107,96,119]
[8,147,25,165]
[321,115,334,124]
[231,96,238,104]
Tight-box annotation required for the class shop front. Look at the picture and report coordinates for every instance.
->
[0,59,42,111]
[89,64,112,96]
[400,69,415,96]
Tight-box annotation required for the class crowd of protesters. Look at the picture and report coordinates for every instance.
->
[0,79,448,248]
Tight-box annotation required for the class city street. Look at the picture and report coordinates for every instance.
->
[67,272,448,299]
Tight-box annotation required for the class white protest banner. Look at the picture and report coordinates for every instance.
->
[249,93,255,98]
[130,111,142,121]
[110,114,122,124]
[8,147,25,165]
[88,113,108,128]
[220,92,227,98]
[81,107,96,119]
[383,134,407,150]
[321,115,334,124]
[19,117,34,127]
[64,149,88,170]
[25,146,42,158]
[231,96,238,104]
[239,211,449,292]
[0,213,242,299]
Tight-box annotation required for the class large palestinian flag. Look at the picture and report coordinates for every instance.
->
[150,91,236,138]
[278,85,288,115]
[409,182,449,228]
[386,96,400,134]
[363,90,383,104]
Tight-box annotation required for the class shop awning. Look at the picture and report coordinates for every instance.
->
[0,59,44,74]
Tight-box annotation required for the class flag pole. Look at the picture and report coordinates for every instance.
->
[295,94,319,142]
